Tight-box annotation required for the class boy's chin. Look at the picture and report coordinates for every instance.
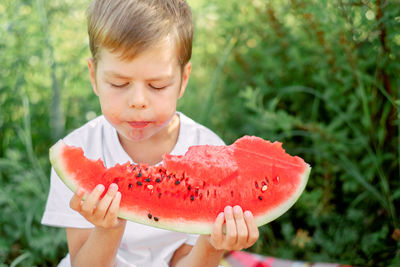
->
[119,132,148,143]
[118,129,159,143]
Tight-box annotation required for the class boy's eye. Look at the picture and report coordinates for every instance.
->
[111,83,129,88]
[149,84,167,90]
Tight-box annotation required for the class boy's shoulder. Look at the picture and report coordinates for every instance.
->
[63,115,110,143]
[61,115,116,158]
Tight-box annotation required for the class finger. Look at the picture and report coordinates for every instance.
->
[104,191,122,227]
[244,210,259,247]
[211,212,225,248]
[81,184,105,216]
[93,183,118,221]
[233,206,248,247]
[69,187,85,211]
[224,206,237,247]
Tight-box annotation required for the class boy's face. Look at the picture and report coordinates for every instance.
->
[88,41,191,144]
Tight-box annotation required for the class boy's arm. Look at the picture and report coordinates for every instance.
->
[66,225,126,267]
[170,206,259,267]
[170,237,224,267]
[67,184,126,267]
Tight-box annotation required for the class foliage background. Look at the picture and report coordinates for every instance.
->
[1,0,399,266]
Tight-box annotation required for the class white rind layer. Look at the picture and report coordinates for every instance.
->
[50,140,311,235]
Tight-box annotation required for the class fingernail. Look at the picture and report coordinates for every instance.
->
[244,211,253,218]
[76,188,84,195]
[233,205,242,214]
[96,184,105,191]
[224,206,233,214]
[109,183,118,192]
[218,212,224,218]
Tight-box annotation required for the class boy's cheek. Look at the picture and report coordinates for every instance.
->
[99,104,121,124]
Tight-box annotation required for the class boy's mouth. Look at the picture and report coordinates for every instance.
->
[128,121,151,128]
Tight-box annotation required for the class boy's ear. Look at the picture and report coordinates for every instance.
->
[87,58,99,96]
[178,62,192,99]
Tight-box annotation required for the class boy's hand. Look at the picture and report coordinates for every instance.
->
[69,183,126,229]
[207,205,259,251]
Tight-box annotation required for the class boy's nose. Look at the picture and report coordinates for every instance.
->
[128,86,148,109]
[130,103,147,109]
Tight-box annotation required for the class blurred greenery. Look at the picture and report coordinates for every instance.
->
[1,0,399,266]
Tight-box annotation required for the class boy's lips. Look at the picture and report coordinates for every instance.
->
[128,121,151,128]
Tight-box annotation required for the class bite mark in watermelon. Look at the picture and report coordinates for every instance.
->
[49,136,311,234]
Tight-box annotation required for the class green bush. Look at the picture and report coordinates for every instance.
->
[0,0,399,266]
[183,0,400,265]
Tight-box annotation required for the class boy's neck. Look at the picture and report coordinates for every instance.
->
[118,114,180,165]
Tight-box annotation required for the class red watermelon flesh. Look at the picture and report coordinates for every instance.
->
[49,136,311,234]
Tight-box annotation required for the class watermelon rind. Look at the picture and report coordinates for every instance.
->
[49,140,81,194]
[49,140,311,235]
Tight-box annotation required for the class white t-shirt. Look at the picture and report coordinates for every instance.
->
[42,112,225,267]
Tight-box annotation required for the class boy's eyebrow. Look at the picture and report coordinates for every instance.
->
[104,71,132,80]
[104,71,173,81]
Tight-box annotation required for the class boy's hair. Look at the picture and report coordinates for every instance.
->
[87,0,193,69]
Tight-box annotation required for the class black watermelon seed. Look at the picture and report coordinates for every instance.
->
[137,172,142,178]
[129,183,133,189]
[144,178,151,182]
[187,185,191,191]
[190,195,194,201]
[255,182,259,188]
[137,181,142,186]
[258,196,263,200]
[175,180,180,185]
[154,217,159,221]
[155,178,161,183]
[148,213,152,219]
[158,193,162,198]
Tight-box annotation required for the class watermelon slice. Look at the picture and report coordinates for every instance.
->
[49,136,311,234]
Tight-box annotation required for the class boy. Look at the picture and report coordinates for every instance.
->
[42,0,259,266]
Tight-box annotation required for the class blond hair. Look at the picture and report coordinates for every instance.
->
[87,0,193,69]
